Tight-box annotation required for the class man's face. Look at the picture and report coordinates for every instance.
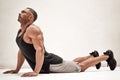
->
[18,8,33,23]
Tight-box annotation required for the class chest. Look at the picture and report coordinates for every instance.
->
[19,32,32,44]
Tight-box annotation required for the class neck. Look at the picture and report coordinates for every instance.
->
[20,22,31,32]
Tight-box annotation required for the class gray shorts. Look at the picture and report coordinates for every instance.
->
[49,60,81,73]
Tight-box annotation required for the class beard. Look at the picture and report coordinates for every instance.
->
[18,16,28,24]
[18,15,22,22]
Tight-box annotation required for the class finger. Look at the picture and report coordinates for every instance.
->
[3,71,9,74]
[21,73,29,77]
[3,70,12,74]
[21,73,35,77]
[21,74,26,77]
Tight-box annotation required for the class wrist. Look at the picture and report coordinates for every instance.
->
[15,68,19,72]
[34,70,39,74]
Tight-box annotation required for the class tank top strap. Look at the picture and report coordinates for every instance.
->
[17,29,21,36]
[17,24,32,38]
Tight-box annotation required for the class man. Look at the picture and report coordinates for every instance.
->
[3,7,117,77]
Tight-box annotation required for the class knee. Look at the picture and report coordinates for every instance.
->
[80,63,86,72]
[73,58,79,62]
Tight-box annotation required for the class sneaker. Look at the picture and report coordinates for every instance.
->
[103,50,117,70]
[90,50,101,69]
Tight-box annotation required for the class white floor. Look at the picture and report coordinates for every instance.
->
[0,67,120,80]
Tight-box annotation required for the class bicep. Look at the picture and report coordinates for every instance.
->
[31,35,44,51]
[27,26,44,52]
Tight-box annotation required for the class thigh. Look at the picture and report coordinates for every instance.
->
[49,61,81,73]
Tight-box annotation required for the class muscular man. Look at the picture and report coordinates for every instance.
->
[3,8,117,77]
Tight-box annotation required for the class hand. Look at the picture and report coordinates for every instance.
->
[3,69,18,74]
[21,72,38,77]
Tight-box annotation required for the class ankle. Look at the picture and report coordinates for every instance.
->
[102,55,109,60]
[89,55,94,58]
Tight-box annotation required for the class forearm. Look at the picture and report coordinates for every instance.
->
[34,48,44,74]
[16,50,25,71]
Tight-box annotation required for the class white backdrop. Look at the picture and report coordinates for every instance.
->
[0,0,120,68]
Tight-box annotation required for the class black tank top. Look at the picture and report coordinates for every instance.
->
[16,29,63,73]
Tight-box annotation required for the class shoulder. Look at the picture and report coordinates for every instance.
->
[27,24,40,33]
[27,24,42,34]
[26,24,43,37]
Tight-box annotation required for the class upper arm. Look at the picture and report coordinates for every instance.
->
[32,34,44,51]
[27,26,44,53]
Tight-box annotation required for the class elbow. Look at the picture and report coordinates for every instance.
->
[36,47,44,55]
